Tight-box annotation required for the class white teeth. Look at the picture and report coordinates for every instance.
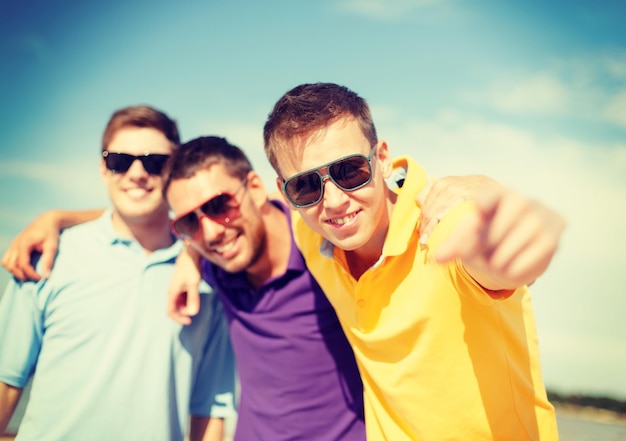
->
[127,188,148,198]
[330,214,355,225]
[214,239,236,254]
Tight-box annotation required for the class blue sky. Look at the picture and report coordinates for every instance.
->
[1,0,625,399]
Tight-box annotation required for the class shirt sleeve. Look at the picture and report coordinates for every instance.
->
[0,277,46,388]
[189,288,237,418]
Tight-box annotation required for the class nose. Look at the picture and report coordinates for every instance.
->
[198,214,226,242]
[126,158,149,178]
[321,176,349,209]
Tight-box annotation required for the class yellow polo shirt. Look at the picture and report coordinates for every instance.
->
[292,156,558,440]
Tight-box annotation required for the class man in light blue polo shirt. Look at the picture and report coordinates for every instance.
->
[0,106,235,441]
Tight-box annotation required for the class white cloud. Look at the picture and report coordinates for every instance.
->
[463,52,626,128]
[604,89,626,127]
[604,51,626,79]
[539,328,626,397]
[480,74,569,115]
[0,159,108,209]
[382,109,626,226]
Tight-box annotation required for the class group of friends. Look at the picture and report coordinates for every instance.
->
[0,82,565,440]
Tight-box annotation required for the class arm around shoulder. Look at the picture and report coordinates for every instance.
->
[1,208,105,281]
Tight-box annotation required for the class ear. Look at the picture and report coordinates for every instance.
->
[99,158,109,183]
[376,141,394,179]
[246,171,269,206]
[274,176,293,208]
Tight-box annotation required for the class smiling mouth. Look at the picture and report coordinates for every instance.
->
[126,188,151,198]
[327,212,358,226]
[212,237,237,254]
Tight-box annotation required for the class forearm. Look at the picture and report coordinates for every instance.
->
[46,209,105,230]
[0,383,22,434]
[183,244,203,267]
[189,416,225,441]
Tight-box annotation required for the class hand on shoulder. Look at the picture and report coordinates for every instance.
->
[2,211,63,281]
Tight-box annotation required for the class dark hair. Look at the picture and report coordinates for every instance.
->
[101,105,180,152]
[263,82,377,175]
[162,136,253,198]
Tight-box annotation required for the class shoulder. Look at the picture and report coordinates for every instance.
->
[55,220,105,262]
[290,210,324,258]
[391,156,429,195]
[58,215,107,246]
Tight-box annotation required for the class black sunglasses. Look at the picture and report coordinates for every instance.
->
[171,180,248,240]
[281,146,377,208]
[102,151,170,175]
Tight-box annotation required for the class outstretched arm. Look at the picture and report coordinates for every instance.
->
[435,183,566,291]
[1,209,104,281]
[168,245,203,325]
[416,175,495,246]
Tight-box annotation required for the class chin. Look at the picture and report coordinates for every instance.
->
[221,261,248,275]
[117,200,163,217]
[328,236,366,252]
[205,253,245,274]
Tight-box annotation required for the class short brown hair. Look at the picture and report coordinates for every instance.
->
[101,105,180,152]
[263,83,377,176]
[162,136,253,199]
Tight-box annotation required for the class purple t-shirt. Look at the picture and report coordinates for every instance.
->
[201,201,365,441]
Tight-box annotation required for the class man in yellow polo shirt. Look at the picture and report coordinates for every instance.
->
[262,82,565,440]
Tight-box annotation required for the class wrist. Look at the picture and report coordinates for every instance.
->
[41,210,65,230]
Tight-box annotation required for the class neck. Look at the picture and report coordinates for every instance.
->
[346,189,396,279]
[110,208,174,254]
[345,231,385,280]
[245,202,291,289]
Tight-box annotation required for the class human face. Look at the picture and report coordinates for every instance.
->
[276,117,393,253]
[100,127,173,227]
[170,179,248,240]
[166,164,266,274]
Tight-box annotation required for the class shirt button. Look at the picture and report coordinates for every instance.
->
[357,299,366,308]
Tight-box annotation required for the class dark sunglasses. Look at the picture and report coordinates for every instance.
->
[102,151,170,175]
[171,180,248,240]
[281,146,377,208]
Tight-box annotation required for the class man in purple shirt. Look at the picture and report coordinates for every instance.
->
[163,136,365,440]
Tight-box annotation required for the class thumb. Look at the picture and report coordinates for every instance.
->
[39,238,59,279]
[434,212,481,264]
[183,284,201,317]
[434,187,500,264]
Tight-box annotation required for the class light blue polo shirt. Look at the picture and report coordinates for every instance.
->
[0,210,236,441]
